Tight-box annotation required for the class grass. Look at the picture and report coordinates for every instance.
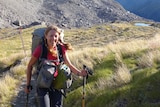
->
[0,74,18,105]
[0,21,160,107]
[63,22,160,107]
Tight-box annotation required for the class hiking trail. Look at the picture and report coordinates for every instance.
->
[12,75,37,107]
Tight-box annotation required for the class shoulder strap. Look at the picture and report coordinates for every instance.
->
[57,44,64,63]
[36,40,48,70]
[41,43,48,59]
[37,37,50,59]
[39,42,63,63]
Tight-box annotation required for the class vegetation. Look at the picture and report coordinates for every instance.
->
[0,22,160,107]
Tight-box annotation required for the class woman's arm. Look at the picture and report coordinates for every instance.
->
[25,56,38,93]
[63,52,87,76]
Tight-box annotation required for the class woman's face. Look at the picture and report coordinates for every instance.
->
[45,29,59,47]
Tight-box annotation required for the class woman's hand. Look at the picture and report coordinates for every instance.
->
[80,69,88,77]
[24,85,32,94]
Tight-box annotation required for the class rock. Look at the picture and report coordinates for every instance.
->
[12,20,21,26]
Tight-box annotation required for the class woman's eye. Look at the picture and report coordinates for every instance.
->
[50,35,58,38]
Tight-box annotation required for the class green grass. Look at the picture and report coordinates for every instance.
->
[64,52,160,107]
[117,70,160,107]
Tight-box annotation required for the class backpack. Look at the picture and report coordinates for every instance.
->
[31,27,72,91]
[32,27,46,54]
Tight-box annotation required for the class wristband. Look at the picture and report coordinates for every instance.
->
[27,85,33,90]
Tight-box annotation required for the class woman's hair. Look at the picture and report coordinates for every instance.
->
[44,25,61,36]
[44,25,72,50]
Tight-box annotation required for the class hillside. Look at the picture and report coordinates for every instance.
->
[115,0,160,22]
[0,0,143,28]
[1,21,160,107]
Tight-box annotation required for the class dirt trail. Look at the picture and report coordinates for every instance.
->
[12,75,37,107]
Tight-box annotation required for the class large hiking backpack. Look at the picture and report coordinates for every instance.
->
[31,27,72,90]
[32,27,46,54]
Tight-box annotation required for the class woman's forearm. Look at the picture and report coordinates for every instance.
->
[68,64,81,75]
[26,66,32,86]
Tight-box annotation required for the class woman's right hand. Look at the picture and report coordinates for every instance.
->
[24,85,32,94]
[80,69,88,77]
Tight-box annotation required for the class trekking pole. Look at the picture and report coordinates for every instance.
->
[25,94,29,107]
[19,26,27,58]
[25,85,33,107]
[82,65,93,107]
[82,75,86,107]
[13,21,27,58]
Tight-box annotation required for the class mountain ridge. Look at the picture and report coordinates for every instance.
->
[115,0,160,22]
[0,0,143,28]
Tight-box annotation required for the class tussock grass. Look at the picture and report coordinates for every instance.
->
[153,50,160,64]
[107,39,148,57]
[114,63,132,85]
[137,51,154,68]
[10,56,29,76]
[148,33,160,49]
[91,53,131,93]
[0,58,28,107]
[0,53,26,66]
[0,74,18,103]
[68,47,108,69]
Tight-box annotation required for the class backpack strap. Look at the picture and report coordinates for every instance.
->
[57,44,64,63]
[36,42,48,70]
[39,42,64,63]
[40,42,48,59]
[37,43,64,71]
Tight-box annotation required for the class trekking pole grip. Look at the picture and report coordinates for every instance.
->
[83,65,93,76]
[27,84,33,91]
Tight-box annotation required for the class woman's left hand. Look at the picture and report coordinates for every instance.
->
[80,69,88,77]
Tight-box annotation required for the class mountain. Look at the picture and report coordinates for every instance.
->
[115,0,160,22]
[0,0,143,28]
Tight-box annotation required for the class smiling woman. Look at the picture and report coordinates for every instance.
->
[25,25,88,107]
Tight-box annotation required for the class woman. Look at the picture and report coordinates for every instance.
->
[25,25,87,107]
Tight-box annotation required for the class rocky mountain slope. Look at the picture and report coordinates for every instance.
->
[115,0,160,22]
[0,0,143,28]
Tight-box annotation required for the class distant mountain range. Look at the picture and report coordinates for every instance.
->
[0,0,143,28]
[115,0,160,22]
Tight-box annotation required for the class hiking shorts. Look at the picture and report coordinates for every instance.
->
[37,88,63,107]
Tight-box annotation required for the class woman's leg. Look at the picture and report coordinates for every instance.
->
[49,89,63,107]
[37,88,50,107]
